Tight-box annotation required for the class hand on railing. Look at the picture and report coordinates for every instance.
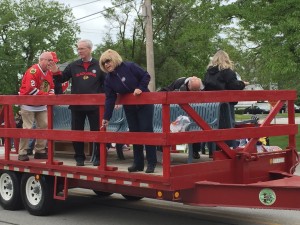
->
[133,88,142,96]
[101,119,109,129]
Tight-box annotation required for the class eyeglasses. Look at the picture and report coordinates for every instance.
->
[102,59,112,66]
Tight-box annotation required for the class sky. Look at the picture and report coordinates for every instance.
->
[61,0,234,49]
[56,0,236,49]
[59,0,114,48]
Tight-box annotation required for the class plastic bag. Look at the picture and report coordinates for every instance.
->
[170,115,191,133]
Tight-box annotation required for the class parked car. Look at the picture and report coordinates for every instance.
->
[295,104,300,113]
[244,105,269,114]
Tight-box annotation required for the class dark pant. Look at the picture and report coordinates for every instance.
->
[124,104,157,167]
[215,103,237,150]
[228,104,238,148]
[192,142,206,153]
[71,110,99,161]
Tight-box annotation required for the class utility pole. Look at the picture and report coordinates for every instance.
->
[143,0,155,91]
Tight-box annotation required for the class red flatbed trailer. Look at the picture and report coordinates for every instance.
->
[0,90,299,216]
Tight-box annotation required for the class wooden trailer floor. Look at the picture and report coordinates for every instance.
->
[0,146,213,175]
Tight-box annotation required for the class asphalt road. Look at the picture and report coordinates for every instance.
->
[0,189,300,225]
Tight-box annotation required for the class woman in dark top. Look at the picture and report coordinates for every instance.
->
[100,49,157,173]
[204,50,249,148]
[204,50,249,113]
[204,50,248,91]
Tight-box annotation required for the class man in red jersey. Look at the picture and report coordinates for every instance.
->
[18,52,56,161]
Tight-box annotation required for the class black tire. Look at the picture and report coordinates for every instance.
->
[93,190,113,197]
[0,170,23,210]
[122,195,143,201]
[21,173,55,216]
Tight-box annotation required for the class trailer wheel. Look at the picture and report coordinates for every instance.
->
[0,171,23,210]
[93,190,113,197]
[122,195,143,201]
[21,174,54,216]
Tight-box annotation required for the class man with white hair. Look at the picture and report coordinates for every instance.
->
[159,76,204,92]
[159,76,205,159]
[52,39,106,167]
[18,51,55,161]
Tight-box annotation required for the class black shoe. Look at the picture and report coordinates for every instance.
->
[145,164,156,173]
[76,160,85,166]
[193,151,200,159]
[93,160,100,166]
[34,152,48,159]
[18,155,29,161]
[116,145,125,160]
[26,149,33,156]
[128,164,144,172]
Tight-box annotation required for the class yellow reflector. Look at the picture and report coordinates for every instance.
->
[174,191,180,199]
[157,191,163,198]
[35,174,40,180]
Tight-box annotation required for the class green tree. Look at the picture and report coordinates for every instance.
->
[95,0,300,92]
[223,0,300,90]
[156,57,185,89]
[152,0,232,84]
[97,0,146,65]
[97,0,234,88]
[0,0,79,94]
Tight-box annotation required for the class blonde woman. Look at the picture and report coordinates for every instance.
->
[203,50,248,91]
[100,49,157,173]
[203,50,249,149]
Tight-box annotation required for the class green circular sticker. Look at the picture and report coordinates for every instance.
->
[259,188,276,206]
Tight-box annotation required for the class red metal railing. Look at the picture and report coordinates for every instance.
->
[0,90,298,185]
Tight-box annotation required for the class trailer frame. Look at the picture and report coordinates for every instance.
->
[0,90,299,215]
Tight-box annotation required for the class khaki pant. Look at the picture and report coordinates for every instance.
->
[18,109,47,155]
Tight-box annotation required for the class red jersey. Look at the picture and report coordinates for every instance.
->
[19,64,55,95]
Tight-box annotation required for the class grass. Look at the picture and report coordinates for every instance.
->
[235,113,300,150]
[269,135,294,149]
[235,113,300,120]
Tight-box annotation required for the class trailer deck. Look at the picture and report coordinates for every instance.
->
[0,147,213,174]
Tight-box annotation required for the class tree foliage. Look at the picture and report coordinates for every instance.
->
[96,0,232,88]
[95,0,300,94]
[96,0,146,65]
[152,0,228,85]
[0,0,79,94]
[224,0,300,90]
[2,0,300,94]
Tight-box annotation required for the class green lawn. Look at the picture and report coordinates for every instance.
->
[235,113,300,120]
[269,134,299,149]
[235,114,299,150]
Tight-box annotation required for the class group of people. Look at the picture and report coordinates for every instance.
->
[17,38,248,174]
[17,40,105,167]
[160,50,249,158]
